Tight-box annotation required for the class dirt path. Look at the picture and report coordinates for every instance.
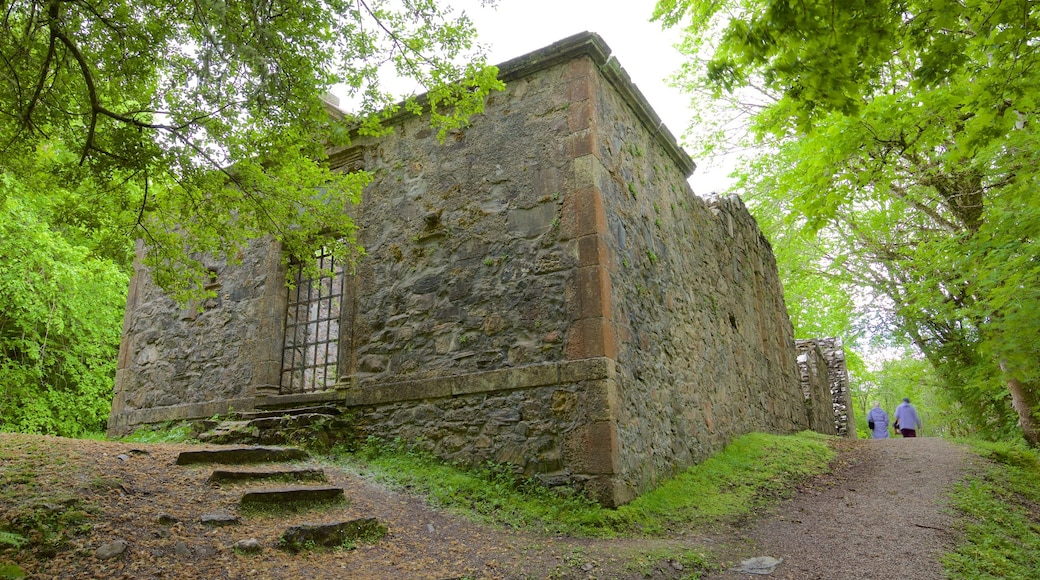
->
[704,437,973,580]
[0,434,973,579]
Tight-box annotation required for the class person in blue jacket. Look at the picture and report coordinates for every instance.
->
[866,401,889,439]
[894,397,922,437]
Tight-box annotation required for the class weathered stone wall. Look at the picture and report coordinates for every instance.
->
[108,238,285,435]
[796,342,838,435]
[585,64,808,495]
[336,53,579,384]
[328,35,808,502]
[796,338,854,437]
[324,39,626,503]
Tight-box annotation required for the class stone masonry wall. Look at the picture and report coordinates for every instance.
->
[585,63,808,495]
[108,238,286,435]
[329,39,624,503]
[797,338,855,437]
[796,342,838,435]
[336,56,579,385]
[328,36,810,502]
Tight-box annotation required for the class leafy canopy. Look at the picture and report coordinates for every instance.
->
[657,0,1040,442]
[1,0,504,302]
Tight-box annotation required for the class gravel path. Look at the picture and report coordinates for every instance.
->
[1,434,974,579]
[705,437,973,580]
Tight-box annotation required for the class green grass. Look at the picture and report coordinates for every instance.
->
[943,440,1040,580]
[330,431,835,538]
[623,547,710,578]
[616,431,833,534]
[119,422,196,443]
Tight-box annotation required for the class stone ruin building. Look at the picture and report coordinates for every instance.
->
[796,338,855,437]
[108,33,847,507]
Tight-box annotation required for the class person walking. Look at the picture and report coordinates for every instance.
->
[894,397,922,437]
[866,401,889,439]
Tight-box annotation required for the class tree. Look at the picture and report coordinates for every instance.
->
[1,0,504,303]
[657,0,1040,444]
[1,175,128,435]
[0,0,503,435]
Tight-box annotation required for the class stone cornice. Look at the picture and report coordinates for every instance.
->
[338,32,696,178]
[497,32,695,177]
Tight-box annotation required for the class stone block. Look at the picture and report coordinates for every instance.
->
[577,234,611,268]
[581,476,634,509]
[280,518,386,553]
[559,357,613,383]
[570,155,608,193]
[562,421,618,475]
[239,486,344,507]
[208,468,327,485]
[564,317,617,360]
[560,187,607,241]
[507,202,558,239]
[567,100,593,132]
[573,265,612,320]
[565,129,596,159]
[175,446,309,465]
[566,76,594,103]
[578,379,619,422]
[563,55,593,81]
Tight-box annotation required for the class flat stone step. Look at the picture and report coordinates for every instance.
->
[239,485,345,508]
[238,406,342,420]
[200,513,241,527]
[208,468,327,485]
[175,446,310,465]
[280,518,386,552]
[247,413,338,430]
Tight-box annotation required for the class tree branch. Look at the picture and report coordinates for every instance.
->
[23,0,59,132]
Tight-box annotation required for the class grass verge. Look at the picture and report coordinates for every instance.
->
[329,430,835,538]
[943,440,1040,579]
[119,421,196,444]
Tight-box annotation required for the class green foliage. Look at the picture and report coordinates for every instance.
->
[624,547,709,578]
[336,431,834,538]
[616,431,833,534]
[658,0,1040,442]
[1,0,505,303]
[0,532,26,549]
[2,497,97,555]
[345,437,610,535]
[0,187,128,437]
[944,441,1040,579]
[119,422,196,444]
[0,563,25,580]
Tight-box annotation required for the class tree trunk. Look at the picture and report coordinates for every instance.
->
[1002,362,1040,447]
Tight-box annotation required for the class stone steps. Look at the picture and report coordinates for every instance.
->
[280,518,387,553]
[175,446,310,465]
[173,440,385,555]
[239,485,345,508]
[208,467,327,484]
[193,409,353,448]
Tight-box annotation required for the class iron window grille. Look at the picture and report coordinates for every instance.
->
[280,247,344,393]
